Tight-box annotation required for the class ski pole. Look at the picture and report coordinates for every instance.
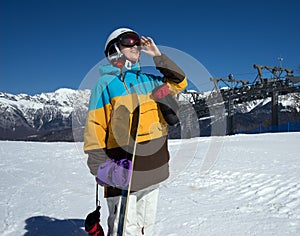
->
[96,183,100,207]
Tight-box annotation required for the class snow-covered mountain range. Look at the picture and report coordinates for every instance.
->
[0,88,90,141]
[232,93,300,133]
[0,88,299,141]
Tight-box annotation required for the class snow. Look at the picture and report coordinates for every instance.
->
[0,97,44,110]
[0,89,91,131]
[279,93,300,112]
[1,132,300,235]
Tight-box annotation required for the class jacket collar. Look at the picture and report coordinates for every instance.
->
[99,62,140,77]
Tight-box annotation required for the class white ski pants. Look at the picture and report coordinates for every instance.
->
[106,186,159,236]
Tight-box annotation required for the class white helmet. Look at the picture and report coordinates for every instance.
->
[104,28,140,66]
[104,28,137,53]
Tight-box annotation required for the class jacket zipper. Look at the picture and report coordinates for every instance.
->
[121,72,130,94]
[123,81,130,94]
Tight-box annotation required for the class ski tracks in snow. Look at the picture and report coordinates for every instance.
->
[200,170,300,219]
[156,170,300,235]
[155,133,300,235]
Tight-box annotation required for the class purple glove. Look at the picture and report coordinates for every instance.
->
[96,158,132,189]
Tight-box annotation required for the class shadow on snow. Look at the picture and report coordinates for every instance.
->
[24,216,86,236]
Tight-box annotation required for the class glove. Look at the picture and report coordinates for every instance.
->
[96,158,132,189]
[152,84,180,126]
[85,206,104,236]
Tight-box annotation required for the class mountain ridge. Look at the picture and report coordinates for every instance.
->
[0,88,299,141]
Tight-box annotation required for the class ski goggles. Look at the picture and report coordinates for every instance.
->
[106,32,141,62]
[118,32,141,47]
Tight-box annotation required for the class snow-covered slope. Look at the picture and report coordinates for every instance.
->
[0,132,299,235]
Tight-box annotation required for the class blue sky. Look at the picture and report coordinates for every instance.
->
[1,0,299,95]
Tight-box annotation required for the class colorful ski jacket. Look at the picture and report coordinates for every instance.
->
[84,54,187,197]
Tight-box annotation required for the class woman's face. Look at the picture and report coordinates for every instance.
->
[119,44,140,63]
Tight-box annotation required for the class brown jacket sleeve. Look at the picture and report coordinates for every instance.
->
[153,54,186,84]
[86,148,107,176]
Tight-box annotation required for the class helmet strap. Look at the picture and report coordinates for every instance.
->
[109,43,140,69]
[109,43,125,68]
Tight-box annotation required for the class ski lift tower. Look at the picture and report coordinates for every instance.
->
[253,60,294,130]
[210,74,248,135]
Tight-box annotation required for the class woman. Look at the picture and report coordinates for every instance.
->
[84,27,187,236]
